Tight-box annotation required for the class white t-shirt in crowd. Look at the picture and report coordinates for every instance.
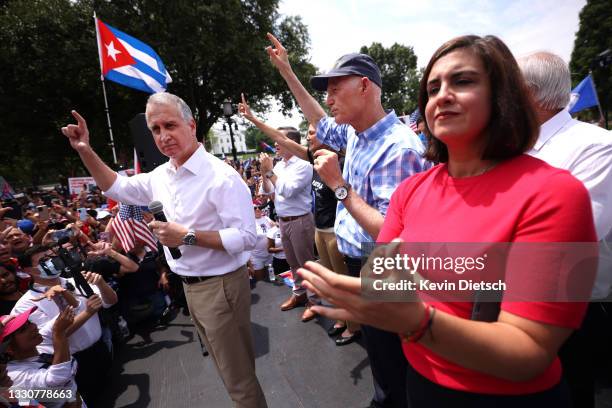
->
[266,225,286,260]
[252,216,274,259]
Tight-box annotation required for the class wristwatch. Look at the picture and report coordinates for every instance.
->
[334,183,351,201]
[265,170,274,179]
[182,229,197,246]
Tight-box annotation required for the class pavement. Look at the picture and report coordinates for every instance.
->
[97,279,374,408]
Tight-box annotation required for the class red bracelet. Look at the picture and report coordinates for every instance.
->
[400,303,433,343]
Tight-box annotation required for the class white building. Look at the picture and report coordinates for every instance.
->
[209,122,248,157]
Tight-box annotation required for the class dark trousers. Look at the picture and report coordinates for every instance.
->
[272,257,290,276]
[559,302,612,408]
[405,359,570,407]
[345,256,408,408]
[74,337,112,405]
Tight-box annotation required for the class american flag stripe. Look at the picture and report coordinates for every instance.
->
[408,108,421,132]
[133,218,157,250]
[110,204,157,252]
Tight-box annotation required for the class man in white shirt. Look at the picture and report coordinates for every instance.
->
[61,93,267,408]
[13,243,115,405]
[520,51,612,408]
[260,128,316,319]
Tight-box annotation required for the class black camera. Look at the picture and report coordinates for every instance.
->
[42,243,94,297]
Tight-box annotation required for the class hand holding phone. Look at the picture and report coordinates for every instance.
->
[52,228,74,242]
[37,205,50,221]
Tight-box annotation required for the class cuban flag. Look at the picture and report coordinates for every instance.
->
[260,141,276,153]
[95,18,172,93]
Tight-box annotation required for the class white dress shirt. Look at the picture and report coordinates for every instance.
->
[528,108,612,299]
[266,156,313,217]
[105,144,257,276]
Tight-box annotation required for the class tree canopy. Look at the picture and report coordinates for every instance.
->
[569,0,612,122]
[359,42,420,116]
[0,0,316,187]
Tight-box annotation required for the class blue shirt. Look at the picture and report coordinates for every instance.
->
[317,110,430,257]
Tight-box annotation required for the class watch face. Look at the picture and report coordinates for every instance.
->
[335,186,348,201]
[183,232,196,245]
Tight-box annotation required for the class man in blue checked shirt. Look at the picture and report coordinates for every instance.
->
[266,33,431,408]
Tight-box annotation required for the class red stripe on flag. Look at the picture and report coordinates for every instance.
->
[110,217,134,252]
[132,220,158,251]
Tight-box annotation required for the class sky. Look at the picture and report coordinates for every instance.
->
[255,0,586,129]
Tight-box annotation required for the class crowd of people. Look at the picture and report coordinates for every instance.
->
[0,31,610,408]
[0,185,189,407]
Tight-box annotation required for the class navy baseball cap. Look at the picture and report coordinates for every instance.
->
[310,53,383,91]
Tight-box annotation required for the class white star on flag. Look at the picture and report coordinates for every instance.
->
[105,40,121,61]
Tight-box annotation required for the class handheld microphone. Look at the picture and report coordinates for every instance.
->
[148,200,182,259]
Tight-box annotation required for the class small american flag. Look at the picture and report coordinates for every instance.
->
[408,108,421,132]
[110,204,157,252]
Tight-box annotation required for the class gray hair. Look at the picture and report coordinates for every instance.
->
[146,92,194,122]
[518,52,571,110]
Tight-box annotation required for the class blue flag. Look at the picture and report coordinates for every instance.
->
[568,74,600,114]
[96,18,172,93]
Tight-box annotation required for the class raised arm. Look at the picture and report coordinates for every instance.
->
[266,33,326,126]
[61,110,117,191]
[238,93,309,161]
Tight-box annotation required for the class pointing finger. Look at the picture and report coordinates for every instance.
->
[266,32,282,49]
[71,110,86,128]
[241,93,247,105]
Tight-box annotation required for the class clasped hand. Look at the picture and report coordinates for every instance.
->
[298,239,426,335]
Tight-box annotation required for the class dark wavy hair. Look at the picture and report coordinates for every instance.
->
[418,35,538,163]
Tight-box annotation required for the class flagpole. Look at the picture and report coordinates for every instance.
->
[588,71,606,127]
[94,12,118,165]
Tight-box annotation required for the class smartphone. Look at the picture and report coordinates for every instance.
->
[78,208,88,221]
[52,228,74,242]
[37,205,49,221]
[52,294,69,311]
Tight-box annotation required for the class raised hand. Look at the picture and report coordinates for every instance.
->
[238,93,256,122]
[266,33,292,75]
[259,153,273,173]
[53,306,75,337]
[85,294,103,314]
[32,285,66,302]
[61,110,90,152]
[313,149,344,189]
[82,271,103,286]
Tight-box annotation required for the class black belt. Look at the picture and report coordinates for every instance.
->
[279,213,308,222]
[180,275,217,285]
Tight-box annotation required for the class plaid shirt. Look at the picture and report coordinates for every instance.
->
[317,110,431,257]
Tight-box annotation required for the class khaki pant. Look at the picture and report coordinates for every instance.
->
[279,213,316,295]
[314,229,360,332]
[183,266,267,408]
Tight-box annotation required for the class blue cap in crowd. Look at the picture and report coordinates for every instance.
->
[310,53,382,91]
[17,219,35,234]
